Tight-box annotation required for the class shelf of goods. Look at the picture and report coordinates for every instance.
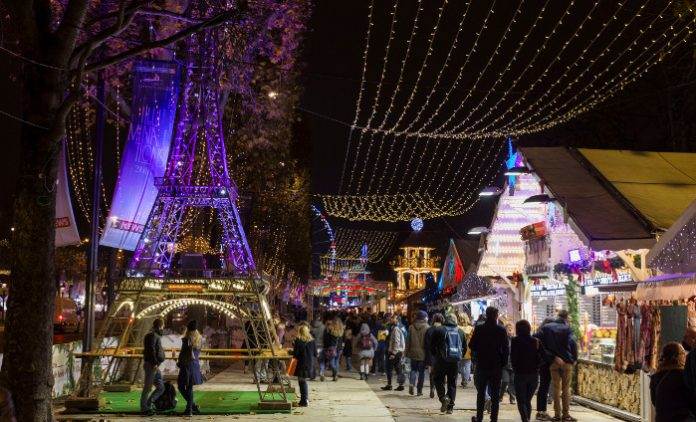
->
[576,359,640,416]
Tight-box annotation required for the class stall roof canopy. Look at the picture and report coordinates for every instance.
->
[520,147,655,251]
[578,149,696,231]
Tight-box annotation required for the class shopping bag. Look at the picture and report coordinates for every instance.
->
[287,358,298,376]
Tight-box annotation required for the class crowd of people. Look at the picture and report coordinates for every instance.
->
[136,307,696,421]
[286,306,582,421]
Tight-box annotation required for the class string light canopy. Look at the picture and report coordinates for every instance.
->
[324,0,696,222]
[334,227,399,263]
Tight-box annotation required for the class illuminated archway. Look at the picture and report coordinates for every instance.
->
[135,298,247,320]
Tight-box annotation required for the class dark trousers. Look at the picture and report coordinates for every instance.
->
[409,360,426,392]
[373,344,386,373]
[177,375,195,412]
[537,363,551,412]
[474,368,502,422]
[298,377,309,404]
[433,361,458,409]
[386,352,405,386]
[514,373,539,422]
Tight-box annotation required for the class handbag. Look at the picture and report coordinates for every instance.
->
[287,358,298,376]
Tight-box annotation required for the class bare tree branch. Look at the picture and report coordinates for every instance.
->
[83,7,246,73]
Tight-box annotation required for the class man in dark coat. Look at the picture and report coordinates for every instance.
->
[424,313,444,399]
[540,309,578,422]
[468,306,509,422]
[140,318,165,415]
[429,314,467,414]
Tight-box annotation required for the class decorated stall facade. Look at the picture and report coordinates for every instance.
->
[515,147,696,419]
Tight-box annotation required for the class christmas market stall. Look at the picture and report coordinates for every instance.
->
[515,147,696,419]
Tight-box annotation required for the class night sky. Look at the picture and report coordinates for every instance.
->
[1,0,694,273]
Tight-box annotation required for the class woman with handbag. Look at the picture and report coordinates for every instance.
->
[177,320,204,416]
[291,324,316,406]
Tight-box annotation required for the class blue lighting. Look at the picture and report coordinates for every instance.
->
[411,218,424,231]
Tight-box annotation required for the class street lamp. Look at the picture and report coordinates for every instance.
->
[503,166,530,176]
[479,186,503,197]
[467,226,490,236]
[523,194,557,204]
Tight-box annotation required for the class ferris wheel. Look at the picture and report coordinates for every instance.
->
[311,204,336,279]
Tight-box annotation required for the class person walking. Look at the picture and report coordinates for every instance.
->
[424,313,445,399]
[177,320,204,416]
[511,320,542,422]
[429,314,466,414]
[140,318,165,415]
[373,318,389,375]
[540,309,578,422]
[381,314,406,391]
[320,318,344,381]
[458,314,474,388]
[469,306,509,422]
[534,318,555,421]
[292,324,316,407]
[650,342,696,422]
[405,310,430,396]
[356,322,378,380]
[310,317,325,380]
[500,322,516,405]
[343,327,354,372]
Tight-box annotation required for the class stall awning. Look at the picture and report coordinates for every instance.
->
[635,273,696,301]
[579,149,696,231]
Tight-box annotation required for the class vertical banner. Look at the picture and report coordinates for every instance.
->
[55,142,81,247]
[100,60,180,250]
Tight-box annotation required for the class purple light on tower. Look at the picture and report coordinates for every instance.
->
[129,26,255,276]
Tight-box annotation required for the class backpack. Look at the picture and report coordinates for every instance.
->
[441,326,462,362]
[153,381,178,411]
[359,334,372,350]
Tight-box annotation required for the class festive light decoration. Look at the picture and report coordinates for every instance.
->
[411,218,424,232]
[136,298,246,320]
[328,0,694,222]
[334,227,398,263]
[649,211,696,274]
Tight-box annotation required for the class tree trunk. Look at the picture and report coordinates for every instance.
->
[0,63,66,421]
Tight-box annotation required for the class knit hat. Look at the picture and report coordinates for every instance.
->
[416,310,428,321]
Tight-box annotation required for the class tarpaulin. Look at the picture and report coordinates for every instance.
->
[100,60,180,250]
[55,142,81,247]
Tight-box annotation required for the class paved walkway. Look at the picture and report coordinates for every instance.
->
[56,367,621,421]
[363,371,621,422]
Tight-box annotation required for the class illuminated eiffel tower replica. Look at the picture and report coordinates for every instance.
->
[70,26,291,412]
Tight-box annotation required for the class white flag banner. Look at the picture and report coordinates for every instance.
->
[55,142,81,247]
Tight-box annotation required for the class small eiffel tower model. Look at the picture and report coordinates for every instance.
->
[70,27,291,412]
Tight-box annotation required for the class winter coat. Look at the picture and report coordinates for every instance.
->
[685,350,696,397]
[405,320,430,361]
[539,319,578,364]
[387,324,405,354]
[468,320,509,371]
[310,320,325,349]
[428,320,467,364]
[177,337,203,385]
[292,338,317,379]
[424,323,441,366]
[460,325,473,360]
[511,334,542,375]
[650,368,696,422]
[143,330,165,366]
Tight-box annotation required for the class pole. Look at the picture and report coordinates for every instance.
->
[84,71,105,353]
